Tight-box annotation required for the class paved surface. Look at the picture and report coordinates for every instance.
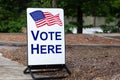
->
[0,41,27,46]
[0,53,32,80]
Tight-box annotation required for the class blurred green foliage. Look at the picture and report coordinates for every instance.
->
[0,0,48,33]
[100,16,120,33]
[0,0,120,33]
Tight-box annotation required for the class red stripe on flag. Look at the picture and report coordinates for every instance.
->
[35,12,62,28]
[36,19,46,28]
[44,12,62,26]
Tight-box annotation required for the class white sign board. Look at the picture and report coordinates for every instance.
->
[27,8,65,65]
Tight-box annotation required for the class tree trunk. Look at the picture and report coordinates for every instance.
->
[77,6,83,33]
[93,16,96,27]
[52,0,57,7]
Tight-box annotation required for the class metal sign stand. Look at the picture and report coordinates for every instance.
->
[24,64,71,80]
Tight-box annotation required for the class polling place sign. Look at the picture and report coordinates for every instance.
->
[27,8,65,65]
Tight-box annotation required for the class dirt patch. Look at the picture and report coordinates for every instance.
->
[0,33,120,80]
[0,33,26,42]
[0,33,120,45]
[66,45,120,80]
[66,34,120,45]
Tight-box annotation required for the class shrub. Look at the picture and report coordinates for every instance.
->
[100,24,120,33]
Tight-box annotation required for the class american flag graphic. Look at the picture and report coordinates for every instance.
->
[30,10,62,28]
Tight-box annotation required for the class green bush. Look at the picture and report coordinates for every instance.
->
[100,24,120,33]
[0,12,26,33]
[100,16,120,33]
[83,24,93,28]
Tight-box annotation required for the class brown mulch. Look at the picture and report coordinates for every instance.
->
[0,33,120,80]
[0,33,120,45]
[0,33,26,42]
[66,34,120,45]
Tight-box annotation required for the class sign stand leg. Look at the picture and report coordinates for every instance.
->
[24,67,29,74]
[24,66,35,79]
[64,65,71,75]
[23,64,71,80]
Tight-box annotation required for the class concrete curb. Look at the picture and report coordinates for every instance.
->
[0,41,27,46]
[66,44,120,47]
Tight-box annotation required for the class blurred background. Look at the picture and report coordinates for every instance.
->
[0,0,120,34]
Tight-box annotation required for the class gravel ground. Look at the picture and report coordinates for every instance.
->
[0,33,120,80]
